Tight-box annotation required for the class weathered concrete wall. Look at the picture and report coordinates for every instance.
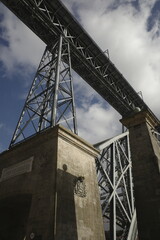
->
[0,127,58,239]
[121,111,160,240]
[55,127,105,240]
[0,125,105,240]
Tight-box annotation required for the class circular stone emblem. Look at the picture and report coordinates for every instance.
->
[30,233,35,239]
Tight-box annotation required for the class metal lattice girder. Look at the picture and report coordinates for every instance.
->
[10,35,77,147]
[95,132,138,240]
[1,0,159,120]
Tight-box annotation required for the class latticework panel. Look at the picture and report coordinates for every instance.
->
[95,132,138,240]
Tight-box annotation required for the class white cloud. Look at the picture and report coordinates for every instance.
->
[73,74,121,143]
[77,103,121,144]
[63,0,160,119]
[0,4,45,76]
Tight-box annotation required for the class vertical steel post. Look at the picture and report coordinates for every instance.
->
[110,143,116,240]
[67,41,78,135]
[127,134,134,214]
[52,34,63,126]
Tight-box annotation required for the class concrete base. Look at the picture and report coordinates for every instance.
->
[0,125,105,240]
[121,111,160,240]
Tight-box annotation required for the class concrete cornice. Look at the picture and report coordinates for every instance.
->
[0,125,99,158]
[120,110,160,129]
[57,125,99,158]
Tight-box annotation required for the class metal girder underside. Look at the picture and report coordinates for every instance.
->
[1,0,157,119]
[95,132,138,240]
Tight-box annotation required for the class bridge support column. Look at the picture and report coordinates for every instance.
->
[0,126,105,240]
[121,110,160,240]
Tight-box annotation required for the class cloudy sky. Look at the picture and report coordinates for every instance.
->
[0,0,160,152]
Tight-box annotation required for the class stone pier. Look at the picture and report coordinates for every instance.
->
[0,125,105,240]
[121,110,160,240]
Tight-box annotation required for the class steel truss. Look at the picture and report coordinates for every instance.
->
[95,132,138,240]
[10,34,77,146]
[2,0,158,119]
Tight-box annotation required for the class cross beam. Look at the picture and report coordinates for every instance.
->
[0,0,158,120]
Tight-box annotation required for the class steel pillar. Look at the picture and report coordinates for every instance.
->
[95,132,137,240]
[10,35,77,147]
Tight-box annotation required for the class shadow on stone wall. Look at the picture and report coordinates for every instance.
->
[0,194,32,240]
[55,165,78,240]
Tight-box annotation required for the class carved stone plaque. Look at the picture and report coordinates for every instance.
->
[0,156,34,182]
[74,176,87,198]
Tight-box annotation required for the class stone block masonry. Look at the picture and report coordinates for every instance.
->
[0,125,105,240]
[121,110,160,240]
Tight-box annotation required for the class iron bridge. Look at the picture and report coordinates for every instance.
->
[1,0,157,118]
[1,1,160,239]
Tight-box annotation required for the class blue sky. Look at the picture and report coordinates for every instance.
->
[0,0,160,152]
